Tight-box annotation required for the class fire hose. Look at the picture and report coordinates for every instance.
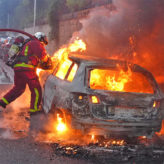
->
[0,28,37,40]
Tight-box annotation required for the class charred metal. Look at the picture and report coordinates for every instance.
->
[43,55,164,138]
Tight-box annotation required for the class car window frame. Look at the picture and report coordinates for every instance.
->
[53,59,79,82]
[86,66,155,94]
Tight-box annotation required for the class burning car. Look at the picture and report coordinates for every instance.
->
[43,54,164,138]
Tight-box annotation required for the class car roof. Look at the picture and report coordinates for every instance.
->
[68,54,160,91]
[69,54,130,67]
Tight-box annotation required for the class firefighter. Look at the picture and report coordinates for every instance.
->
[0,32,53,114]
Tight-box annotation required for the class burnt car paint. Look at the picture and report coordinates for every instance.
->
[42,55,164,137]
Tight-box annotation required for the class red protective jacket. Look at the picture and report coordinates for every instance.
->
[14,39,48,72]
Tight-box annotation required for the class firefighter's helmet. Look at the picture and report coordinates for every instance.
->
[34,32,48,45]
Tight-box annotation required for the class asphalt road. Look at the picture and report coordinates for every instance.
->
[1,110,164,164]
[1,85,164,164]
[0,108,93,164]
[0,137,94,164]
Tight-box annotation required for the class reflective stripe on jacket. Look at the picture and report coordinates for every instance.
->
[14,39,48,71]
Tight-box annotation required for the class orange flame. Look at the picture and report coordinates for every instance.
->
[51,38,86,81]
[36,68,42,76]
[90,65,153,93]
[56,114,67,133]
[68,38,86,52]
[90,67,132,92]
[52,38,86,63]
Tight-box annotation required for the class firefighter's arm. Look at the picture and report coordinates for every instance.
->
[33,41,53,70]
[38,55,53,70]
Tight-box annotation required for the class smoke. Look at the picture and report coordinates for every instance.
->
[76,0,164,82]
[0,70,50,139]
[0,86,30,139]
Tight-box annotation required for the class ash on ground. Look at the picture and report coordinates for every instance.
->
[49,135,164,164]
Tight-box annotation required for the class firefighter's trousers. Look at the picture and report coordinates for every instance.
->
[2,71,42,112]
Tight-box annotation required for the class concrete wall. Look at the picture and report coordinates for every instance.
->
[91,0,112,6]
[58,8,91,47]
[24,3,112,55]
[58,4,112,47]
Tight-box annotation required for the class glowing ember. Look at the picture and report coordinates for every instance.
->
[139,136,147,139]
[56,114,67,133]
[101,139,125,147]
[153,101,157,108]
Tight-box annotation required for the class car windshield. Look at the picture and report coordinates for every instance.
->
[89,68,154,94]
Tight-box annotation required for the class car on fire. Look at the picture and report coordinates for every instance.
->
[42,54,164,138]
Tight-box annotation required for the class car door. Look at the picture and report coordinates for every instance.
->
[43,58,79,113]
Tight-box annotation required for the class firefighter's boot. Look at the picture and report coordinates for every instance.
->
[0,99,7,108]
[29,108,43,116]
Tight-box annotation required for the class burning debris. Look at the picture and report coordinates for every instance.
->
[34,109,164,163]
[48,135,164,164]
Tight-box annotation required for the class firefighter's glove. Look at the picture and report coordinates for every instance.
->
[39,57,53,70]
